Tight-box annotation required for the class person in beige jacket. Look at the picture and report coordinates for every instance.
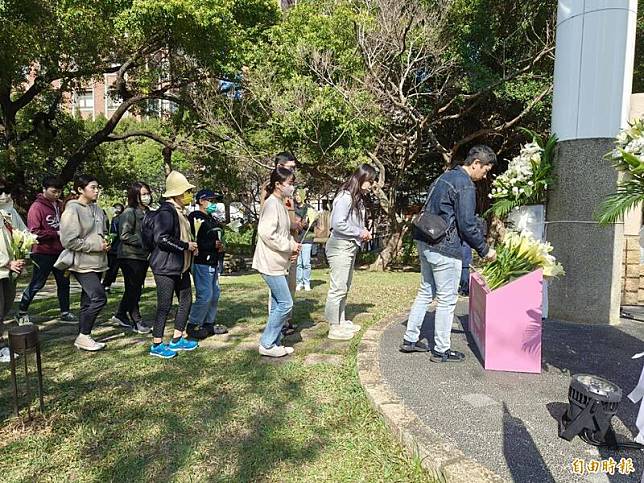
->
[60,175,110,352]
[0,211,25,362]
[252,166,301,358]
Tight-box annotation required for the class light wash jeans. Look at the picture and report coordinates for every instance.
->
[404,242,462,353]
[261,274,293,348]
[324,237,359,325]
[296,243,313,287]
[188,264,221,326]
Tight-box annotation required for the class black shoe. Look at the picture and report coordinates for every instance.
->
[430,349,465,363]
[281,321,297,336]
[204,324,228,336]
[186,324,210,340]
[111,314,133,329]
[399,339,430,353]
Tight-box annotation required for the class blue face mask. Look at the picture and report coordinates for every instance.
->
[206,203,218,215]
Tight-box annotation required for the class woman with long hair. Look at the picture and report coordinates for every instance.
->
[252,166,301,357]
[59,174,110,351]
[324,164,376,340]
[111,181,153,334]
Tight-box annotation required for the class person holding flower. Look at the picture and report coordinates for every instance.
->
[401,146,497,362]
[148,171,199,359]
[186,189,228,340]
[294,188,317,292]
[59,175,110,352]
[0,211,26,362]
[324,164,376,341]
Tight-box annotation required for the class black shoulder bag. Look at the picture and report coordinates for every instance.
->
[412,178,449,242]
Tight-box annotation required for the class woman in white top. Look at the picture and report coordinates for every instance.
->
[252,167,301,357]
[324,164,376,340]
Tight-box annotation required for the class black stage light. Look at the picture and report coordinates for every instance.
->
[559,374,622,449]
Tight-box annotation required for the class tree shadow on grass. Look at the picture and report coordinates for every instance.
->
[0,341,324,481]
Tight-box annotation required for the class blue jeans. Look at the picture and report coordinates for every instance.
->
[260,274,293,349]
[188,264,221,326]
[460,242,473,294]
[404,242,462,353]
[296,243,313,286]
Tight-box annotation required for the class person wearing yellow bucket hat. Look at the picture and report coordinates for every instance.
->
[148,170,200,359]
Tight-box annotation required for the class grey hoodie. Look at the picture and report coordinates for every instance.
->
[60,200,108,273]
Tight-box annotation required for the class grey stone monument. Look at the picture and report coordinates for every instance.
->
[548,0,638,324]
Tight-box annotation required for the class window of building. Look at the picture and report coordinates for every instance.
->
[77,89,94,110]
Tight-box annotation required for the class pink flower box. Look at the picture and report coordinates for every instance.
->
[468,269,543,374]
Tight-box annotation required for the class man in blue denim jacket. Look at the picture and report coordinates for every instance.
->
[401,145,498,362]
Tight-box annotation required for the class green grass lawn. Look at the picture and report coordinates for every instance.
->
[0,269,433,482]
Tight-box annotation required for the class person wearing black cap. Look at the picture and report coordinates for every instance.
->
[186,189,229,339]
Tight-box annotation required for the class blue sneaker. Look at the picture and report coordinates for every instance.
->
[168,337,198,352]
[149,343,177,359]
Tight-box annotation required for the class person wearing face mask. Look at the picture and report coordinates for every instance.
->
[148,171,199,359]
[0,178,27,232]
[111,181,153,334]
[324,164,376,341]
[259,152,300,336]
[0,210,26,362]
[59,175,110,352]
[102,203,124,292]
[253,167,301,357]
[400,146,497,362]
[18,176,76,326]
[185,189,229,340]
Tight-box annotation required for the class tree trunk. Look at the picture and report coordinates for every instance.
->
[369,219,409,271]
[162,146,173,175]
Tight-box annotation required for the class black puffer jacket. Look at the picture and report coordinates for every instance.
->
[149,202,189,276]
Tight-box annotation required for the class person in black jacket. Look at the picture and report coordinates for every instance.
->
[148,171,199,359]
[111,182,152,334]
[186,189,229,339]
[400,146,497,362]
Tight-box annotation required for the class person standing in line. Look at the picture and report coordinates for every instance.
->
[0,211,26,362]
[102,203,124,292]
[253,167,301,357]
[400,146,497,362]
[18,176,76,325]
[0,178,27,231]
[148,171,199,359]
[111,182,153,334]
[59,175,110,352]
[324,164,376,341]
[260,152,301,336]
[294,188,316,292]
[186,189,228,340]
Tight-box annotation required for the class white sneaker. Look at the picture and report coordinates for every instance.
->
[74,334,106,351]
[258,344,288,357]
[304,284,311,292]
[340,320,361,333]
[296,284,304,292]
[328,325,355,341]
[281,346,294,355]
[17,313,32,326]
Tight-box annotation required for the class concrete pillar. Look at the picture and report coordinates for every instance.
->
[548,0,638,324]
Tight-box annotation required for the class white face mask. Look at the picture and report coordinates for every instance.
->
[281,184,295,198]
[141,194,152,206]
